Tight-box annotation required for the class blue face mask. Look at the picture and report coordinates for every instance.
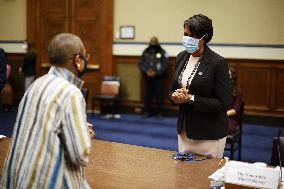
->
[182,36,203,53]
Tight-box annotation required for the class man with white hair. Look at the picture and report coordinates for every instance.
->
[1,33,94,189]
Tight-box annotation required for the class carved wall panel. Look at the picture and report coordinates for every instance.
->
[41,0,68,16]
[240,66,272,111]
[27,0,113,109]
[113,56,284,117]
[275,67,284,112]
[73,0,99,20]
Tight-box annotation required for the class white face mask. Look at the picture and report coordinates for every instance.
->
[181,35,205,53]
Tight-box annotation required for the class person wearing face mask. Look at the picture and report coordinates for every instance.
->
[139,36,169,118]
[169,14,231,158]
[1,33,95,189]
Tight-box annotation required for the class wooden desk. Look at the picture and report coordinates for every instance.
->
[0,138,220,189]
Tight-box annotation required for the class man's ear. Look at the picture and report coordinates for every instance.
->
[74,54,81,71]
[74,54,80,63]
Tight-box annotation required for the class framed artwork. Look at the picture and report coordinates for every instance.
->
[119,25,135,39]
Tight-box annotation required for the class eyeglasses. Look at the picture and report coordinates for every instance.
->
[80,53,90,61]
[76,53,90,63]
[85,53,90,61]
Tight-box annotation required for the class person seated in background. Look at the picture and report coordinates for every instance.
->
[0,48,6,92]
[1,62,13,112]
[139,36,168,118]
[0,48,7,113]
[227,67,243,134]
[0,33,94,189]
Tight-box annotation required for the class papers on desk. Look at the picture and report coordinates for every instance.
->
[225,161,280,189]
[0,135,6,139]
[208,166,225,180]
[208,166,225,189]
[209,161,281,189]
[208,166,225,188]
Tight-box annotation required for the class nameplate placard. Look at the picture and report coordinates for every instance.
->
[225,161,280,189]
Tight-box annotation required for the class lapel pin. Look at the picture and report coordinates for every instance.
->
[198,72,203,75]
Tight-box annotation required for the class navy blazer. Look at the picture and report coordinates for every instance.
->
[170,45,231,140]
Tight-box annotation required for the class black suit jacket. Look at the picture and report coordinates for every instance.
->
[0,48,7,91]
[170,45,231,140]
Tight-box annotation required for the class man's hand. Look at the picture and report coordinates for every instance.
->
[87,122,95,139]
[146,69,156,77]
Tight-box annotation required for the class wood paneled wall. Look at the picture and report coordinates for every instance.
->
[5,53,284,117]
[27,0,113,109]
[23,1,283,117]
[114,55,284,117]
[229,59,284,117]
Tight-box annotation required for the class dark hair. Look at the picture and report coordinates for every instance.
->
[0,48,7,58]
[229,67,238,97]
[184,14,213,43]
[25,40,36,55]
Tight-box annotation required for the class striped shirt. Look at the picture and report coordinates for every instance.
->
[1,66,92,189]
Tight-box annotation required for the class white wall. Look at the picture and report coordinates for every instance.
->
[114,0,284,44]
[0,0,26,40]
[113,0,284,59]
[1,0,284,59]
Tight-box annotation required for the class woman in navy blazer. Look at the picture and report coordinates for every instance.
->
[169,14,231,158]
